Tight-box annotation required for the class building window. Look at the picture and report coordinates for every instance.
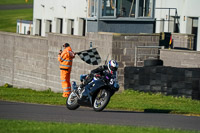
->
[98,0,154,18]
[116,0,136,17]
[101,0,116,17]
[89,0,98,17]
[138,0,153,17]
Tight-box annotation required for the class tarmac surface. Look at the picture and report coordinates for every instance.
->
[0,100,200,131]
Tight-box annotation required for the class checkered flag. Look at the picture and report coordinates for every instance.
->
[76,48,101,65]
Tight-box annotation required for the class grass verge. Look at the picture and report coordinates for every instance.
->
[0,9,33,32]
[0,119,199,133]
[0,0,33,5]
[0,86,200,115]
[108,90,200,115]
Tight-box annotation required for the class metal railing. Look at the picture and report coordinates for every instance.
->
[134,46,164,67]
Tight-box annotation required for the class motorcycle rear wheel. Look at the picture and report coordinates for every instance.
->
[66,92,80,110]
[93,89,111,112]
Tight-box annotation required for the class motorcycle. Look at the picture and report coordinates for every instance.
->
[66,71,119,112]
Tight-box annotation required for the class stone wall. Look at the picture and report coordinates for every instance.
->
[172,33,195,50]
[46,32,113,92]
[124,66,200,100]
[0,32,48,90]
[112,33,160,88]
[1,31,199,94]
[160,49,200,68]
[0,31,161,92]
[0,32,113,92]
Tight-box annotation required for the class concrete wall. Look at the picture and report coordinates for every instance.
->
[0,32,113,92]
[172,33,194,50]
[160,49,200,68]
[46,32,114,92]
[0,32,48,90]
[0,31,161,92]
[112,33,160,88]
[125,66,200,100]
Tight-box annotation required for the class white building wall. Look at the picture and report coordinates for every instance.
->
[33,0,87,36]
[155,0,200,51]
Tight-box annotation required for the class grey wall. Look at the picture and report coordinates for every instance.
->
[0,32,48,90]
[172,33,195,50]
[1,31,199,94]
[112,33,160,88]
[160,49,200,68]
[0,32,113,92]
[124,66,200,100]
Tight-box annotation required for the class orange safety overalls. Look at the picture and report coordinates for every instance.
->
[58,46,75,97]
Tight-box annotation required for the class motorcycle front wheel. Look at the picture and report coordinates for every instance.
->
[93,89,111,112]
[66,92,80,110]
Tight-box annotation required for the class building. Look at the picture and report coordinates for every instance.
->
[32,0,200,51]
[155,0,200,51]
[32,0,156,36]
[16,20,33,35]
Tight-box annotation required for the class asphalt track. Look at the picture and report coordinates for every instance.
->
[0,100,200,131]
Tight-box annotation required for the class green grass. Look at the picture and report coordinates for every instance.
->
[0,86,65,105]
[1,86,200,115]
[0,9,33,32]
[0,119,199,133]
[107,90,200,115]
[0,0,33,5]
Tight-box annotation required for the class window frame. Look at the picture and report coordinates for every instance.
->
[88,0,155,20]
[137,0,154,18]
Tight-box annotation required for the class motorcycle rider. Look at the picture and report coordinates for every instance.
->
[76,60,119,97]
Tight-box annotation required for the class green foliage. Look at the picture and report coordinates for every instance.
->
[0,0,33,5]
[0,9,33,32]
[0,119,199,133]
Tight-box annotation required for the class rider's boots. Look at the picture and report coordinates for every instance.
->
[75,84,84,99]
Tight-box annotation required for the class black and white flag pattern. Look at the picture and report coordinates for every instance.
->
[77,48,101,65]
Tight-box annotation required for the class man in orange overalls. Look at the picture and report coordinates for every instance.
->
[58,43,75,98]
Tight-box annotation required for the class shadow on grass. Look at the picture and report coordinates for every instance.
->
[144,109,172,113]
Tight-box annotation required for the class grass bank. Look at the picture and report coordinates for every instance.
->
[0,119,199,133]
[0,0,33,5]
[0,9,33,32]
[0,86,200,115]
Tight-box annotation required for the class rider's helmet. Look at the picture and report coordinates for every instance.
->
[107,60,118,72]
